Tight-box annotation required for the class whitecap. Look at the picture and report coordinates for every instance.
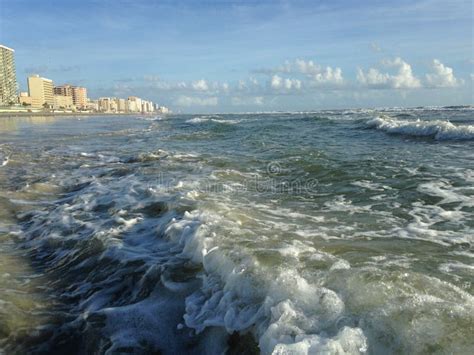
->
[365,115,474,140]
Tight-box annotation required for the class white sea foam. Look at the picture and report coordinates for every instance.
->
[351,180,390,191]
[365,115,474,140]
[186,116,241,124]
[0,147,10,167]
[160,210,369,354]
[4,111,474,354]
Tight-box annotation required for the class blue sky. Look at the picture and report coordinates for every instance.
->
[0,0,472,112]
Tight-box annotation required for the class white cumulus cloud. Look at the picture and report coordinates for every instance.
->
[425,59,460,87]
[191,79,209,91]
[271,75,302,90]
[271,75,283,89]
[357,57,421,89]
[311,66,344,85]
[290,59,344,85]
[260,59,344,87]
[295,59,321,75]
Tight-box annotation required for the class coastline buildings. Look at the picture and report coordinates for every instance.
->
[117,98,127,112]
[53,95,74,110]
[0,44,18,106]
[96,96,156,113]
[19,91,33,106]
[1,44,168,113]
[86,99,99,112]
[157,106,170,114]
[127,96,142,113]
[28,75,54,108]
[54,84,87,108]
[23,79,88,111]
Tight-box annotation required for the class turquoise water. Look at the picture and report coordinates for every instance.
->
[0,107,473,354]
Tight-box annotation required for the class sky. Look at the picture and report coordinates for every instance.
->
[0,0,472,112]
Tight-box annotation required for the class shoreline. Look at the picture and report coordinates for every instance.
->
[0,111,155,118]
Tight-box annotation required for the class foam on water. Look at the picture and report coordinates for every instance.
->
[186,116,241,125]
[365,115,474,140]
[1,110,473,354]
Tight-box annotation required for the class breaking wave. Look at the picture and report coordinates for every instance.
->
[365,116,474,140]
[186,116,241,125]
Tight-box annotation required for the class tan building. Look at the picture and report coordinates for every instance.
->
[54,95,74,110]
[86,98,98,111]
[19,91,33,106]
[127,96,142,113]
[0,44,18,106]
[142,100,154,113]
[98,97,112,112]
[54,84,87,109]
[28,75,54,108]
[73,86,87,108]
[116,98,127,112]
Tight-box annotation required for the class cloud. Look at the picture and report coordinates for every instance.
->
[270,75,282,89]
[191,79,209,91]
[357,57,421,89]
[310,66,343,85]
[175,95,218,107]
[425,59,460,87]
[295,59,321,75]
[270,75,302,90]
[260,59,344,87]
[356,68,390,86]
[237,78,260,91]
[231,96,264,106]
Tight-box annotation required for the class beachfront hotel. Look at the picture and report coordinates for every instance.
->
[27,75,54,108]
[0,44,18,106]
[54,84,88,108]
[96,96,156,113]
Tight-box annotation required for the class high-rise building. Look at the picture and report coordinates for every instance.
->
[28,75,54,108]
[116,98,127,112]
[0,44,18,106]
[72,86,87,108]
[127,96,142,113]
[54,84,87,108]
[99,97,116,112]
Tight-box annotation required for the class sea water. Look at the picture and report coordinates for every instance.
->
[0,107,473,354]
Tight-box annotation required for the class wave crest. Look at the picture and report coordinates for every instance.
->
[186,116,241,125]
[365,116,474,140]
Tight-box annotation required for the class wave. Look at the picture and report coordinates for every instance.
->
[0,146,11,167]
[12,172,368,354]
[365,116,474,140]
[186,116,241,125]
[135,115,163,121]
[0,156,8,167]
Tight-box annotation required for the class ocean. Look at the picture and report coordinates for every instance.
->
[0,107,473,354]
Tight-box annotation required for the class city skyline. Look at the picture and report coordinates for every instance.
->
[15,71,161,113]
[0,0,472,112]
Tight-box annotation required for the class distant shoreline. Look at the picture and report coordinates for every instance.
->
[0,111,157,118]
